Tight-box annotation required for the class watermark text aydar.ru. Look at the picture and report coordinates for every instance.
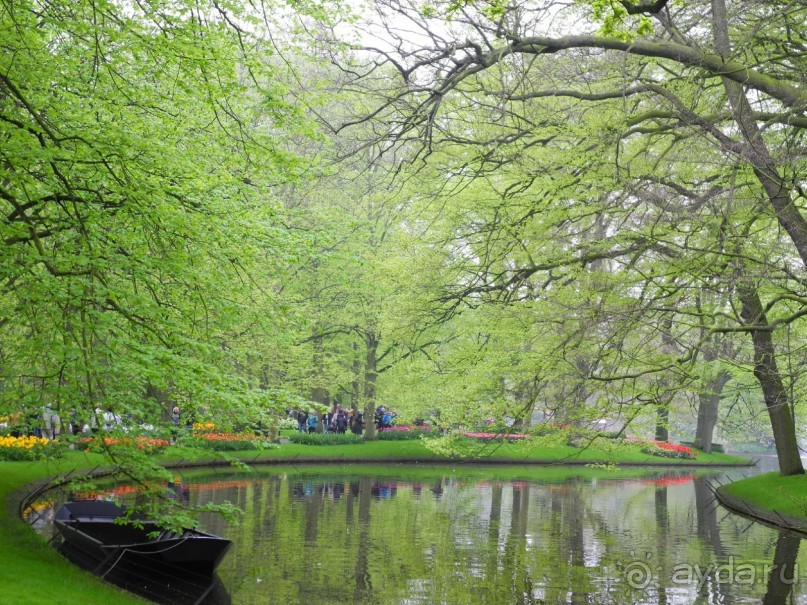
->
[622,556,798,590]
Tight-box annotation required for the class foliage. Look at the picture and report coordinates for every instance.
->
[287,432,364,446]
[377,426,441,440]
[462,432,531,441]
[0,0,318,482]
[323,0,807,475]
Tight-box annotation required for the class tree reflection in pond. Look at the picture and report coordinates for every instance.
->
[28,465,807,604]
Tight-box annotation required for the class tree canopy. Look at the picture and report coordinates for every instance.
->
[2,0,806,479]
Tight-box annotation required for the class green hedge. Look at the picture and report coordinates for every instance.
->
[187,435,276,452]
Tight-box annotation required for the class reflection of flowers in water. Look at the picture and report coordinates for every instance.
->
[640,475,694,487]
[23,500,57,532]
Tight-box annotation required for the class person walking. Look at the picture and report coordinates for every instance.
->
[170,406,182,443]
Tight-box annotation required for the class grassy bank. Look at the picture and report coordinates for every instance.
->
[1,440,750,604]
[717,472,807,533]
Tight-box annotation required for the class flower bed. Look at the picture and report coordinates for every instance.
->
[192,422,216,432]
[79,436,170,453]
[0,435,51,461]
[640,440,698,460]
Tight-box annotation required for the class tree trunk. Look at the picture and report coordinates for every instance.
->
[738,286,804,476]
[655,316,677,443]
[694,370,730,453]
[693,392,719,454]
[362,331,378,441]
[655,405,669,442]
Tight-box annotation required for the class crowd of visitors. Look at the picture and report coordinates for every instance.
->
[4,404,184,440]
[6,399,405,442]
[293,404,399,435]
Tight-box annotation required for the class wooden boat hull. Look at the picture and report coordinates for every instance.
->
[54,501,232,576]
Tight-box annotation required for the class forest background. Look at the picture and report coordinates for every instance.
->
[1,0,806,481]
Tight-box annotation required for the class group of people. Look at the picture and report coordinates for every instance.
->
[374,406,397,431]
[292,404,400,435]
[294,405,365,435]
[10,405,124,440]
[6,404,180,440]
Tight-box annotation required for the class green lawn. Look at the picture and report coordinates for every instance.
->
[718,471,807,530]
[0,439,749,604]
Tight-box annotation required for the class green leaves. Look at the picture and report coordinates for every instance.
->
[0,0,318,444]
[587,0,655,40]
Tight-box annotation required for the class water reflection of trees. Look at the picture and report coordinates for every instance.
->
[143,471,807,604]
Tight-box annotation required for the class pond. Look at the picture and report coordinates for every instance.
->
[27,456,807,604]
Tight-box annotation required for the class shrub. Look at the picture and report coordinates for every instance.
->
[288,432,363,446]
[462,431,530,441]
[529,423,571,437]
[189,432,276,452]
[377,425,440,440]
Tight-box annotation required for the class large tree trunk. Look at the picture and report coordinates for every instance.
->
[362,331,378,441]
[654,405,669,442]
[694,370,730,453]
[738,286,804,476]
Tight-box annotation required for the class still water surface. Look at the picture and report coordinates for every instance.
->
[28,457,807,604]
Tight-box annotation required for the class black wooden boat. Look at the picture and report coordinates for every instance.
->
[54,500,232,577]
